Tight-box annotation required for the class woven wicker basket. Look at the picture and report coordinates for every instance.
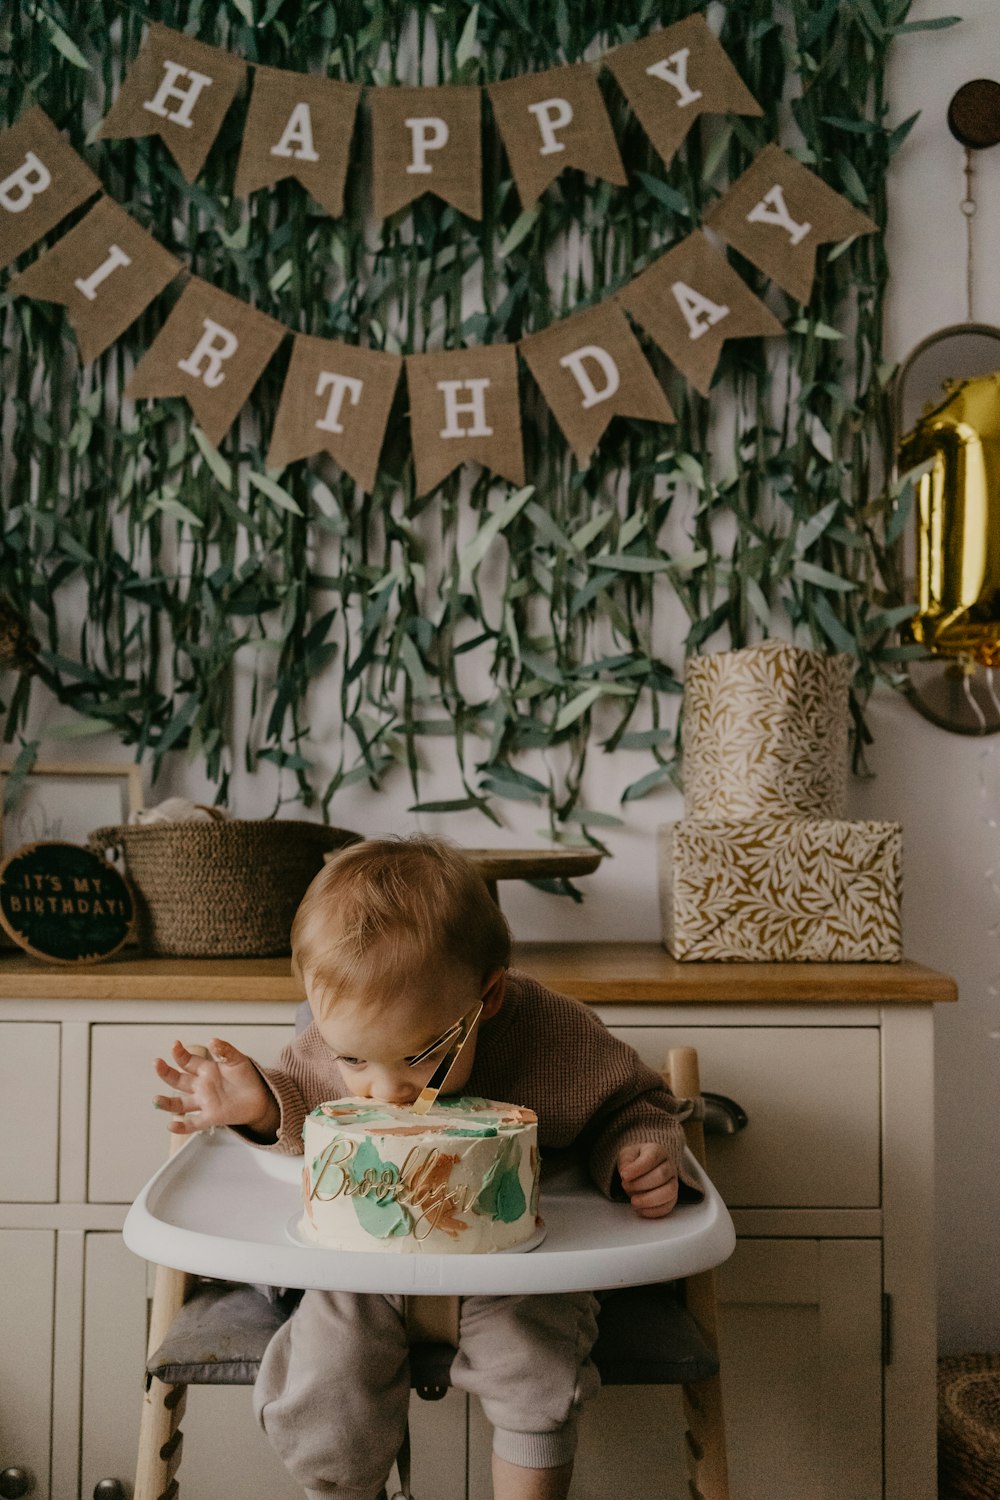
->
[939,1353,1000,1500]
[88,819,359,957]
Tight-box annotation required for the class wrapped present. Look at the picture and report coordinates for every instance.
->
[682,640,854,820]
[659,817,902,962]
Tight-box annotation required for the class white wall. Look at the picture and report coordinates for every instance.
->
[15,0,999,1351]
[858,0,1000,1354]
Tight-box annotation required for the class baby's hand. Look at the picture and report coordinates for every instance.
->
[617,1142,679,1219]
[153,1039,279,1138]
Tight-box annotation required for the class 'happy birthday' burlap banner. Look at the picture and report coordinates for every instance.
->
[618,230,783,396]
[605,13,762,171]
[267,335,402,492]
[486,65,627,211]
[405,345,524,496]
[0,107,101,269]
[520,301,674,465]
[2,64,883,489]
[9,197,182,363]
[705,143,878,304]
[97,23,246,185]
[369,85,483,221]
[234,66,361,218]
[125,277,285,446]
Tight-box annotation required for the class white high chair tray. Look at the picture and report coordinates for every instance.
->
[123,1130,735,1295]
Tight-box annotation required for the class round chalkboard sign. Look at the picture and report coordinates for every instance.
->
[0,841,134,965]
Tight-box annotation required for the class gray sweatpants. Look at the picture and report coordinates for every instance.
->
[254,1289,601,1500]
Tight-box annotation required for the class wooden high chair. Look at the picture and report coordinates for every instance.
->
[134,1046,736,1500]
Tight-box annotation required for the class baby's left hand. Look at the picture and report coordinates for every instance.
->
[617,1142,679,1218]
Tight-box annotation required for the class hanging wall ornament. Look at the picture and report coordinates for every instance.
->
[900,370,1000,664]
[369,85,482,221]
[96,23,246,185]
[605,14,762,172]
[892,80,1000,735]
[704,143,877,304]
[124,276,284,447]
[234,66,361,218]
[486,65,627,211]
[9,197,182,363]
[519,300,674,466]
[618,229,783,396]
[267,335,402,492]
[0,107,101,269]
[405,344,524,496]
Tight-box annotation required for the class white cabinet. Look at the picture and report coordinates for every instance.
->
[0,950,950,1500]
[0,1230,55,1497]
[80,1234,147,1498]
[469,1238,884,1500]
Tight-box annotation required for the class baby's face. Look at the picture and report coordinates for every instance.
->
[310,955,491,1107]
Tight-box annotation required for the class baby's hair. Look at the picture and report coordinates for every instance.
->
[291,835,511,1014]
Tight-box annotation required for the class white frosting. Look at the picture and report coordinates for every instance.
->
[300,1096,540,1253]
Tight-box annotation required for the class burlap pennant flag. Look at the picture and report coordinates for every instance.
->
[97,23,246,184]
[519,301,674,465]
[125,277,285,446]
[605,14,762,171]
[369,86,482,221]
[487,65,627,210]
[0,108,101,269]
[267,335,402,492]
[234,67,361,218]
[704,143,878,304]
[618,230,783,396]
[405,345,524,496]
[9,197,182,364]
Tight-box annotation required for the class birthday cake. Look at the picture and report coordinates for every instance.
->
[300,1096,540,1253]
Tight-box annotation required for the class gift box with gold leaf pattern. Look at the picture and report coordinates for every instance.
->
[682,640,854,821]
[659,817,902,962]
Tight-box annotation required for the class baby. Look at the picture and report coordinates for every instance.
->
[153,836,698,1500]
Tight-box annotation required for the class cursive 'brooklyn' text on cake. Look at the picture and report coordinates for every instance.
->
[300,1095,541,1253]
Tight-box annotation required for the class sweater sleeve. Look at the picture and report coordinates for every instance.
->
[584,1076,701,1202]
[234,1025,347,1155]
[469,971,702,1201]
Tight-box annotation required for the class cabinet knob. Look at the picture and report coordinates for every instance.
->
[0,1470,33,1499]
[93,1483,127,1500]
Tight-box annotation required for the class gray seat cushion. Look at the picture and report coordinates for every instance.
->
[147,1281,295,1386]
[147,1279,717,1389]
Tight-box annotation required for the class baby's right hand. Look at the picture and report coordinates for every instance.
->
[153,1039,280,1139]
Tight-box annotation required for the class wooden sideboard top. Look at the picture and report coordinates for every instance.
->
[0,942,957,1004]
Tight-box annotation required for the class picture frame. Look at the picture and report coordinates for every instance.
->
[0,760,144,858]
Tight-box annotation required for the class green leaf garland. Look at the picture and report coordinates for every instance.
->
[0,0,922,830]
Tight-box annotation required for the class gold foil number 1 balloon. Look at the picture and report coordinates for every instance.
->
[891,82,1000,733]
[899,370,1000,668]
[896,355,1000,734]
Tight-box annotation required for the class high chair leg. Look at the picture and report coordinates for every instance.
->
[135,1135,193,1500]
[666,1048,731,1500]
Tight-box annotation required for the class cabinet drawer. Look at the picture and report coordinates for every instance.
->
[611,1025,881,1208]
[89,1023,295,1202]
[0,1023,60,1201]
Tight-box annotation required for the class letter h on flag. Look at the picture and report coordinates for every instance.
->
[404,346,524,496]
[97,23,246,184]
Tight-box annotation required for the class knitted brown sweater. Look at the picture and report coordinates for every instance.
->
[258,968,700,1201]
